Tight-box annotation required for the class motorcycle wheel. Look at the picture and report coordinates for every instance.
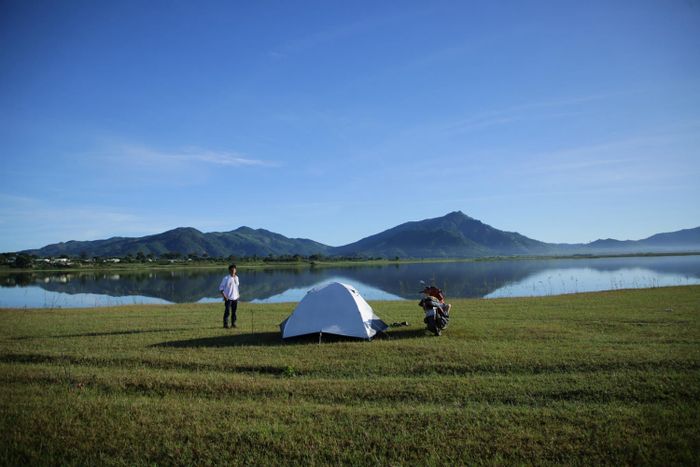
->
[426,316,441,336]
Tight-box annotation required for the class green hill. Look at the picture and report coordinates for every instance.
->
[25,226,331,258]
[19,212,700,259]
[334,211,550,258]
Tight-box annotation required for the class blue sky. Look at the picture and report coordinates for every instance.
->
[1,0,699,251]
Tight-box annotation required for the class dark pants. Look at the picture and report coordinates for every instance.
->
[224,299,238,326]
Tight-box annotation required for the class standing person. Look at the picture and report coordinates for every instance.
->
[219,264,240,328]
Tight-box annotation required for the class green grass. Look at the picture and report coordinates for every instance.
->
[1,286,699,465]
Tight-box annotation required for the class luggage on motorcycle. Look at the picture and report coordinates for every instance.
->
[422,286,445,303]
[418,297,441,309]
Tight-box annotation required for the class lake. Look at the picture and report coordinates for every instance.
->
[1,255,699,308]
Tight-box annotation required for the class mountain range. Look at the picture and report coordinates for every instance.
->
[20,211,700,259]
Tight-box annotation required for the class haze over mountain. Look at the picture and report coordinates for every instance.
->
[20,211,700,259]
[584,226,700,254]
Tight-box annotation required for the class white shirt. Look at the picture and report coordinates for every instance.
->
[219,274,240,300]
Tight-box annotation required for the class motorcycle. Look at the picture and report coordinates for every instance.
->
[419,284,451,336]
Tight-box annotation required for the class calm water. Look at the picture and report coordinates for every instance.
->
[1,255,699,308]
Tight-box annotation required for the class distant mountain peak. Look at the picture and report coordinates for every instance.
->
[161,227,203,235]
[234,226,276,236]
[441,210,479,223]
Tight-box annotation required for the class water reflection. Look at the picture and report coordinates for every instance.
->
[486,266,698,298]
[1,255,699,308]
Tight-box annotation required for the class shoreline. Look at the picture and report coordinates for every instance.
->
[2,283,699,311]
[2,251,699,274]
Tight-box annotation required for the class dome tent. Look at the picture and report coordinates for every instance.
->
[279,282,388,340]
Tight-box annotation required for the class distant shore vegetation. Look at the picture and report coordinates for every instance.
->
[1,250,699,274]
[0,252,387,271]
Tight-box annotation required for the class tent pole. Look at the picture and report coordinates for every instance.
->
[318,331,322,344]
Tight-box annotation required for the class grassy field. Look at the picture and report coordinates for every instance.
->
[1,286,699,465]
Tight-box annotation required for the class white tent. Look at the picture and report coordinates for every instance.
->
[279,282,388,340]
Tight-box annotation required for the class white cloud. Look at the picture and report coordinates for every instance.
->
[507,130,700,197]
[0,195,153,250]
[120,145,277,168]
[445,94,609,135]
[268,8,428,58]
[0,193,272,251]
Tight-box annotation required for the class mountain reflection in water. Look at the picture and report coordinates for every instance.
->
[1,255,699,308]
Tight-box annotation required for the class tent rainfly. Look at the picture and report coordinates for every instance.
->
[279,282,388,340]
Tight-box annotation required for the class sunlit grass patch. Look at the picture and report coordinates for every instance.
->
[1,286,699,465]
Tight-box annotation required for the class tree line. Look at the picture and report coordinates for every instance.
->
[0,252,384,269]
